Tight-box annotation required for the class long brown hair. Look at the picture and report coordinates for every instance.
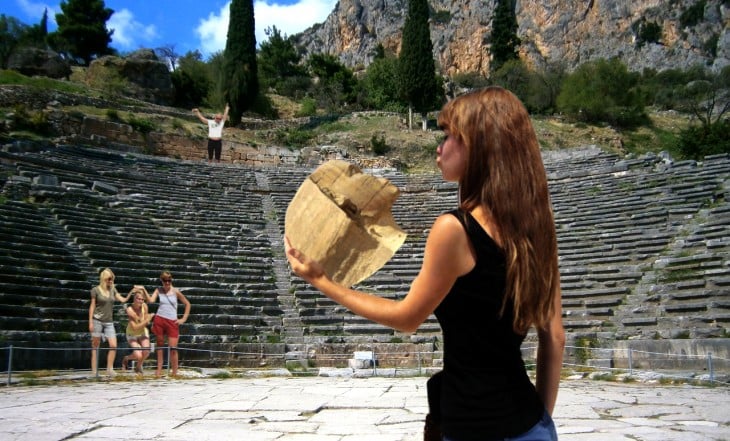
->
[437,86,560,334]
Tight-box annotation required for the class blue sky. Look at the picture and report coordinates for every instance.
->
[3,0,337,59]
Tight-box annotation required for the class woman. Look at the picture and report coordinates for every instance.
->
[286,86,565,440]
[121,286,154,374]
[88,268,131,376]
[149,271,191,378]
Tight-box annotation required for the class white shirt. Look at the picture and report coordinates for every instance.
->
[208,119,224,139]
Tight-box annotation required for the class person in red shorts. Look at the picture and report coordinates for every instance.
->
[149,271,191,378]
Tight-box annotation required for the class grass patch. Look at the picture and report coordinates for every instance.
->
[0,69,89,95]
[590,372,617,381]
[660,267,699,283]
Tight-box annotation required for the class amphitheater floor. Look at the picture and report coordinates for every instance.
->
[1,372,728,441]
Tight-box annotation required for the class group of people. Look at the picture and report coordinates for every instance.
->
[89,268,191,378]
[90,86,564,439]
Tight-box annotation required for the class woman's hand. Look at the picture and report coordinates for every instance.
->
[285,236,326,284]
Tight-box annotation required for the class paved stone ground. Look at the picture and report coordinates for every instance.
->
[0,372,728,441]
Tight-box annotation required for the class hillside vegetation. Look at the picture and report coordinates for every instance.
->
[0,69,693,172]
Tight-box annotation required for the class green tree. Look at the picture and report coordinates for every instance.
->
[451,71,490,90]
[21,9,49,48]
[53,0,114,65]
[675,65,729,126]
[557,58,647,128]
[170,50,212,108]
[398,0,443,130]
[307,53,359,112]
[223,0,259,125]
[207,51,227,109]
[490,60,565,114]
[257,26,309,97]
[361,45,404,111]
[491,0,520,72]
[490,58,531,102]
[675,65,730,159]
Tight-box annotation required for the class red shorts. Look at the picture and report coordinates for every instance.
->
[151,315,179,341]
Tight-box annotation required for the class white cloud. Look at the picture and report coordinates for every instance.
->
[195,3,230,57]
[254,0,336,41]
[16,0,57,26]
[108,8,159,49]
[195,0,336,57]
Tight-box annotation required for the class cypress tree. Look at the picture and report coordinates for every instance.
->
[491,0,521,72]
[39,9,48,39]
[54,0,113,65]
[399,0,441,130]
[223,0,258,125]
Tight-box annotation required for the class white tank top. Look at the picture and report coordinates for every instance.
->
[156,291,178,320]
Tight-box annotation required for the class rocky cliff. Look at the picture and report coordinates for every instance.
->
[292,0,729,75]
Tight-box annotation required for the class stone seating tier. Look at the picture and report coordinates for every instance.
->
[0,145,728,370]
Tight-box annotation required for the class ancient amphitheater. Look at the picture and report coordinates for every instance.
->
[0,141,728,375]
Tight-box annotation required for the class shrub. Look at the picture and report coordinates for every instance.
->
[126,114,155,134]
[677,120,730,159]
[11,104,52,135]
[633,19,662,47]
[274,127,313,148]
[296,97,317,117]
[371,134,389,155]
[106,109,120,121]
[451,71,490,91]
[679,0,706,28]
[557,58,647,128]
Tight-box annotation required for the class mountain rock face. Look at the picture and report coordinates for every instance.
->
[293,0,729,75]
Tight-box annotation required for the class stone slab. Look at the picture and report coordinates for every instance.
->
[0,376,728,440]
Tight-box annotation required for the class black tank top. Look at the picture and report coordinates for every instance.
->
[433,209,544,440]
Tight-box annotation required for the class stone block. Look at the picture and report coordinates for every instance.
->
[92,181,118,194]
[348,350,377,368]
[33,175,59,186]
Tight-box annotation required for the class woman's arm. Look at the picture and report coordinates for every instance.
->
[535,280,566,415]
[222,103,230,122]
[176,290,191,324]
[285,214,473,333]
[115,288,131,303]
[126,306,143,331]
[88,292,96,332]
[192,108,208,124]
[126,306,152,331]
[148,288,159,304]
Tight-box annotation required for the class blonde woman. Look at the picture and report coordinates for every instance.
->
[149,271,191,377]
[286,87,565,440]
[88,268,130,376]
[121,286,154,374]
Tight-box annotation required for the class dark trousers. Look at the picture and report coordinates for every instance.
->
[207,138,222,161]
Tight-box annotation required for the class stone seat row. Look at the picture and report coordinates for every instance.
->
[0,241,81,269]
[2,145,729,360]
[0,287,280,319]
